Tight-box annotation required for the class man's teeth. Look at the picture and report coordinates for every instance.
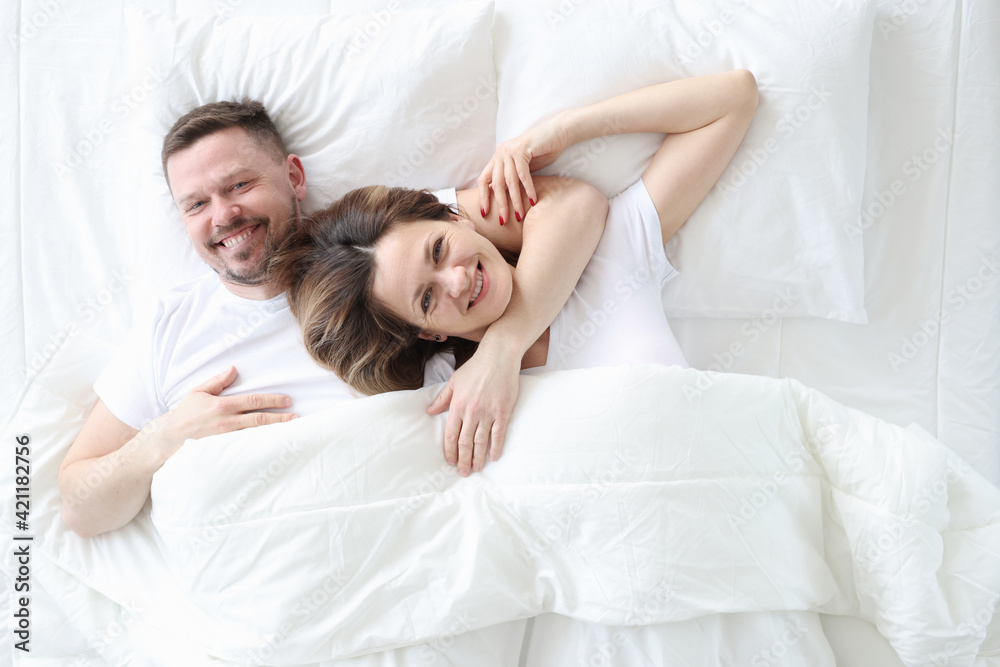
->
[221,228,253,248]
[469,268,483,306]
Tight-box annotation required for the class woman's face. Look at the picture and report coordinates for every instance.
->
[373,215,514,341]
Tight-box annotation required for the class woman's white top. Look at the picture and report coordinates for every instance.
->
[424,178,689,385]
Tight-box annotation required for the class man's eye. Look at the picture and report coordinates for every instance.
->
[232,182,247,190]
[188,201,204,212]
[422,289,432,314]
[433,238,443,262]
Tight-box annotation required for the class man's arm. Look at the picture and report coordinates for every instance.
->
[59,400,151,538]
[59,366,295,537]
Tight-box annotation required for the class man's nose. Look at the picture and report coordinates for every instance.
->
[441,265,468,299]
[211,199,241,227]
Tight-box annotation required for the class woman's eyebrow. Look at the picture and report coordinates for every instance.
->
[411,232,434,317]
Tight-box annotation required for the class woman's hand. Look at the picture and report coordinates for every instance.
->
[478,115,572,225]
[426,340,521,476]
[436,178,606,476]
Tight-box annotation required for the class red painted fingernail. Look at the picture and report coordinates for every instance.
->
[529,198,535,206]
[515,211,522,222]
[480,207,486,218]
[499,215,505,226]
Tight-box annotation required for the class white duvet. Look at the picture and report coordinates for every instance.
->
[150,365,1000,666]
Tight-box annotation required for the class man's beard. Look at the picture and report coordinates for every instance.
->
[210,195,298,287]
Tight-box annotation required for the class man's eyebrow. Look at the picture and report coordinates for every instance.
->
[175,191,201,207]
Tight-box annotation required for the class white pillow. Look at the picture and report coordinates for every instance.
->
[123,2,498,307]
[493,0,875,323]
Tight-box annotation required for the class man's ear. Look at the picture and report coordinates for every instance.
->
[449,212,475,230]
[417,332,447,342]
[287,154,307,201]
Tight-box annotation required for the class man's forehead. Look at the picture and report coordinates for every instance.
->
[167,127,278,194]
[170,127,265,168]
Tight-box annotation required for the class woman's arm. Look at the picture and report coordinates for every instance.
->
[432,70,757,476]
[428,177,607,476]
[459,180,608,353]
[481,70,759,243]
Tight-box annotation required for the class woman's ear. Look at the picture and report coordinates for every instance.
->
[417,332,447,342]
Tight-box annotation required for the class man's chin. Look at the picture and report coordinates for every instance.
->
[208,220,280,288]
[215,243,273,286]
[211,255,269,286]
[220,266,269,286]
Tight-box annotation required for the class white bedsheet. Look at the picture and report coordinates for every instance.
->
[142,365,1000,664]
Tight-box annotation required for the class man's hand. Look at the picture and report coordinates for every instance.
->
[150,365,297,460]
[426,344,520,476]
[59,365,297,538]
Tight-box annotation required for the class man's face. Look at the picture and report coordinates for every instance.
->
[165,126,306,296]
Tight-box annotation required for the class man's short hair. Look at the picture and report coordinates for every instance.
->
[161,98,288,184]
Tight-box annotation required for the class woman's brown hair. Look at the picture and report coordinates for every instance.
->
[269,185,475,395]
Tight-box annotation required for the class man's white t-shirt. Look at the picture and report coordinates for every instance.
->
[95,273,355,430]
[424,179,689,384]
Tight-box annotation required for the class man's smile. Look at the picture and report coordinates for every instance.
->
[220,226,255,248]
[211,221,267,252]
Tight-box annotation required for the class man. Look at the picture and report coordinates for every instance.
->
[59,99,606,537]
[59,100,335,538]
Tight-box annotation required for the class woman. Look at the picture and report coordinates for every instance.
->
[271,70,759,475]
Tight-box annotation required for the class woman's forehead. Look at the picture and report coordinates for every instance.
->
[376,219,440,260]
[372,223,436,317]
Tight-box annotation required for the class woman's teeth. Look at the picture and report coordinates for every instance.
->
[221,228,253,248]
[469,267,483,306]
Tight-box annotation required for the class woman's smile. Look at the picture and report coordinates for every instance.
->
[469,262,488,307]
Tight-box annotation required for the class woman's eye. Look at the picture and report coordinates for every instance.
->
[433,238,443,262]
[422,289,432,314]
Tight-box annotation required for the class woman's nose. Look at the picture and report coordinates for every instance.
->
[441,265,468,299]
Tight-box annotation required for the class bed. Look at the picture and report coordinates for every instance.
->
[1,0,998,665]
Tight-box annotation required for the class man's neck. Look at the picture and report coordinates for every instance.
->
[222,280,282,300]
